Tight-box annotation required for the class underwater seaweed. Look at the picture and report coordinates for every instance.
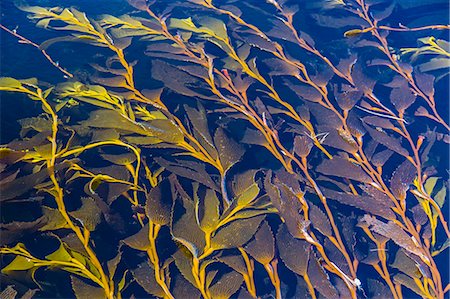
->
[0,0,449,298]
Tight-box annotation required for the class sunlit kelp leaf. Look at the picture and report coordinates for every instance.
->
[244,221,274,265]
[145,180,172,225]
[316,156,372,184]
[45,242,76,263]
[169,16,228,51]
[122,136,161,145]
[144,119,185,144]
[322,188,396,219]
[194,185,220,234]
[401,36,450,61]
[390,159,416,201]
[211,216,264,250]
[57,82,125,111]
[0,77,23,90]
[2,254,35,273]
[20,6,110,47]
[424,177,447,208]
[234,182,260,208]
[68,197,102,231]
[220,180,273,224]
[209,271,243,299]
[100,14,160,36]
[307,252,338,298]
[71,276,104,299]
[359,215,428,263]
[130,260,165,297]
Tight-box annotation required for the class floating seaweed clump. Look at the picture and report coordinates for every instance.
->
[0,0,449,298]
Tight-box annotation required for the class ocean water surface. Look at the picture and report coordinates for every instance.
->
[0,0,449,298]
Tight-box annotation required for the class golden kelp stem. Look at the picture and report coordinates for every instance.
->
[3,83,114,298]
[238,247,257,298]
[147,221,174,299]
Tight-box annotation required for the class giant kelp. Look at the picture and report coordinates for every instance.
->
[0,0,449,298]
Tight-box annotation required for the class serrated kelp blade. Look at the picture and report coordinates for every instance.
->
[145,180,172,225]
[276,224,310,276]
[307,252,339,298]
[171,192,205,257]
[208,270,243,299]
[244,220,275,265]
[123,224,151,251]
[316,156,373,184]
[322,188,396,220]
[211,216,264,250]
[70,276,105,299]
[214,127,244,173]
[130,261,165,297]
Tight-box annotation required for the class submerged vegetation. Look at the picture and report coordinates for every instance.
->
[0,0,449,298]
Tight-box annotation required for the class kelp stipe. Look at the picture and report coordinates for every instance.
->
[0,0,449,298]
